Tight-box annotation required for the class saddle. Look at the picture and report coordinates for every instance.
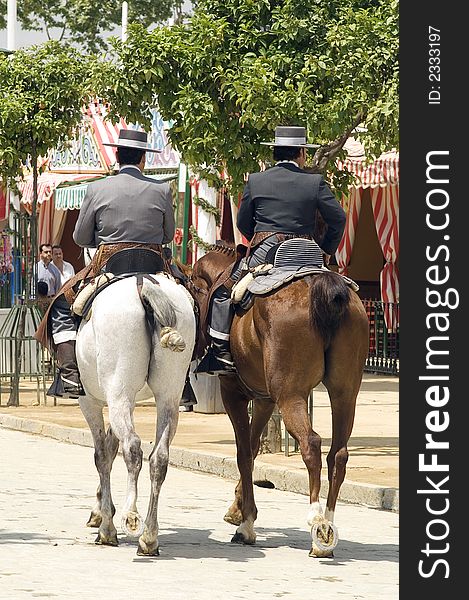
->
[71,248,168,322]
[231,239,359,311]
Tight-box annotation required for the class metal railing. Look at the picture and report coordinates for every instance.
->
[362,299,399,376]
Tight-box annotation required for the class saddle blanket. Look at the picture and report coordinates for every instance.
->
[232,265,359,307]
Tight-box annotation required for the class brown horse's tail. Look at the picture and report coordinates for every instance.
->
[309,272,350,344]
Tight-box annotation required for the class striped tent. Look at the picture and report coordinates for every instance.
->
[335,139,399,331]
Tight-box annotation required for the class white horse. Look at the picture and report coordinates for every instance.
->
[75,271,196,556]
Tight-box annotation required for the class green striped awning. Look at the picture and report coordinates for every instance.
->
[54,171,178,210]
[55,181,91,209]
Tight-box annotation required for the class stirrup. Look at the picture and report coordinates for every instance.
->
[194,347,237,376]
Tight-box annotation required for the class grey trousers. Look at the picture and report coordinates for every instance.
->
[50,294,77,345]
[209,237,281,340]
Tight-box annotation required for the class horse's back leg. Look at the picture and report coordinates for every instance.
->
[136,367,184,556]
[323,302,368,525]
[274,390,322,513]
[224,397,275,527]
[106,397,145,539]
[323,359,364,523]
[79,396,120,545]
[272,381,339,557]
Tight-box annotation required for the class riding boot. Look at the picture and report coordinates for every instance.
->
[195,338,237,376]
[47,340,85,399]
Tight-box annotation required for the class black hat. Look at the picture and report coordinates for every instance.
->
[261,126,320,148]
[103,129,161,153]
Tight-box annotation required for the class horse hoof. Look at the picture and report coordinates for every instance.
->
[137,543,160,556]
[310,520,338,558]
[231,532,255,545]
[95,532,118,546]
[121,511,145,538]
[224,511,242,526]
[86,512,102,528]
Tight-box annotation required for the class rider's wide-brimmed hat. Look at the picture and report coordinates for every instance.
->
[261,126,320,149]
[103,129,161,153]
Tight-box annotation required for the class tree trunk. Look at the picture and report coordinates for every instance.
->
[7,303,26,407]
[7,145,38,406]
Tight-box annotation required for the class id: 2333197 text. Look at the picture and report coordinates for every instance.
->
[428,26,441,105]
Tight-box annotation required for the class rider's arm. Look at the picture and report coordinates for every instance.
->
[161,184,175,245]
[73,187,97,247]
[237,181,256,240]
[316,177,346,256]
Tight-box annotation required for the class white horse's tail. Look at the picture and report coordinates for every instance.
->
[140,280,186,353]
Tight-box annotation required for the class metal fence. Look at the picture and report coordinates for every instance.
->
[362,299,399,376]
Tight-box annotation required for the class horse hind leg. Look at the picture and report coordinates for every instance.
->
[87,425,119,528]
[323,383,359,527]
[79,397,119,546]
[278,393,338,558]
[107,401,145,540]
[137,385,181,556]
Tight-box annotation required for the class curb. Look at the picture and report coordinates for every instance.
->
[0,414,399,513]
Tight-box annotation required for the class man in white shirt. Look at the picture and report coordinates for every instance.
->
[52,245,75,286]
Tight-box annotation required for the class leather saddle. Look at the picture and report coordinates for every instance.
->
[231,239,357,312]
[72,248,167,322]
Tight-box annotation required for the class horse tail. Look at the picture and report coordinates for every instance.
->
[140,281,186,353]
[309,272,350,344]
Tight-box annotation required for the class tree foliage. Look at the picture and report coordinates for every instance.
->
[0,0,183,53]
[0,40,94,185]
[97,0,398,196]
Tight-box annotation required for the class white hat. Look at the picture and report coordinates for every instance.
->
[261,126,320,148]
[103,129,161,153]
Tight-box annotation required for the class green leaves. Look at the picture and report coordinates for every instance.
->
[0,41,94,185]
[0,0,183,54]
[95,0,398,196]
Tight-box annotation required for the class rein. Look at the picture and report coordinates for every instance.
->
[186,277,207,296]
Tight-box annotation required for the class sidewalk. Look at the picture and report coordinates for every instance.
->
[0,373,399,512]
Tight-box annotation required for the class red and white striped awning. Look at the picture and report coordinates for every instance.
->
[18,172,102,208]
[335,138,399,330]
[338,138,399,188]
[85,102,128,169]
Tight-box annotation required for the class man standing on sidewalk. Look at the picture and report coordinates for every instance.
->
[52,245,75,286]
[35,243,62,298]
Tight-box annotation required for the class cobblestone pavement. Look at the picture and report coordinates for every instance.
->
[0,428,398,600]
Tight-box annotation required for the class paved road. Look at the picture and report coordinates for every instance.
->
[0,429,398,600]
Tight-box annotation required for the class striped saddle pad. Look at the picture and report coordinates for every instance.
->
[231,239,358,309]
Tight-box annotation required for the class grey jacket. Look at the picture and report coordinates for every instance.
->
[73,167,175,247]
[237,163,346,255]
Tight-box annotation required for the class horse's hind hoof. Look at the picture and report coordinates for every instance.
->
[309,548,334,558]
[95,533,118,546]
[137,543,160,556]
[309,519,338,558]
[121,511,145,538]
[86,512,102,528]
[224,510,242,526]
[231,532,255,545]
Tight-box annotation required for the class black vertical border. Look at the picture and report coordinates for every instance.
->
[400,2,463,595]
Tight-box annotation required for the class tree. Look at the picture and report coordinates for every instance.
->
[0,0,184,53]
[97,0,398,196]
[0,40,95,273]
[0,40,95,405]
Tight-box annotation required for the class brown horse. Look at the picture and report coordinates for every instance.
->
[188,244,369,557]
